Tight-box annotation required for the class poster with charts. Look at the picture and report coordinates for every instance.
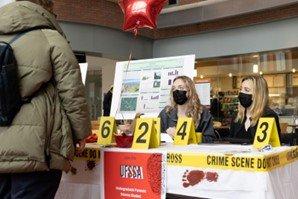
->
[110,55,196,120]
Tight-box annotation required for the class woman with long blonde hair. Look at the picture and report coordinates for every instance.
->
[159,76,215,143]
[229,76,281,142]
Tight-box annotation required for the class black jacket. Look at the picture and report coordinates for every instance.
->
[158,106,216,143]
[103,91,112,116]
[229,107,281,142]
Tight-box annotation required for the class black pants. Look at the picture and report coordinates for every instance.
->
[0,170,62,199]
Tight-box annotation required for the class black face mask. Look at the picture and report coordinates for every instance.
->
[173,90,188,105]
[238,92,253,108]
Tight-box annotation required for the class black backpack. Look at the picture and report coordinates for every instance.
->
[0,33,27,126]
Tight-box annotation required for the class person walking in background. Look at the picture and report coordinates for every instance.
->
[0,0,91,198]
[103,85,113,116]
[159,76,216,143]
[210,91,225,122]
[229,75,281,143]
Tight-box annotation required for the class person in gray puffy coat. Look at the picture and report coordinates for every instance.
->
[0,1,92,198]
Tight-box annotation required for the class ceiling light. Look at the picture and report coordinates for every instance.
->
[228,73,232,77]
[292,68,296,73]
[200,75,204,79]
[259,71,263,75]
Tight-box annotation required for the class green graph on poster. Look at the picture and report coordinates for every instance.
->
[120,97,137,111]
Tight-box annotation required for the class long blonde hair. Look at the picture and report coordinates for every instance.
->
[167,76,203,126]
[235,76,269,126]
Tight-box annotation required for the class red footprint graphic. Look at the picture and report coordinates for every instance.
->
[182,170,205,188]
[205,171,219,182]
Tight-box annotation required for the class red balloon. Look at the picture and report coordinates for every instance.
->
[119,0,167,32]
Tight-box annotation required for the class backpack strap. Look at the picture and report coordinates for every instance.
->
[8,29,35,45]
[6,29,36,104]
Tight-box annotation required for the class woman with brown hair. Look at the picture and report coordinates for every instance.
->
[159,75,216,143]
[229,75,281,143]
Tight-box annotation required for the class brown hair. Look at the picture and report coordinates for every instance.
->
[235,75,269,126]
[16,0,54,14]
[167,75,203,127]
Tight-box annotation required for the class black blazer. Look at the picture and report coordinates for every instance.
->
[229,107,281,142]
[158,106,216,143]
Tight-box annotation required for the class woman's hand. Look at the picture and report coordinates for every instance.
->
[128,113,144,133]
[135,112,144,119]
[118,124,131,132]
[166,127,176,139]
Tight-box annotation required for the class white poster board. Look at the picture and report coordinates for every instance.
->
[195,83,211,105]
[110,55,195,120]
[79,63,88,85]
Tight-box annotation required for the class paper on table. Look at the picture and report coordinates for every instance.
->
[161,133,173,143]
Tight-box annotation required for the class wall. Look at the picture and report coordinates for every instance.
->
[158,0,298,29]
[153,17,298,59]
[85,56,118,117]
[54,0,298,39]
[86,56,117,95]
[59,17,298,61]
[59,22,153,60]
